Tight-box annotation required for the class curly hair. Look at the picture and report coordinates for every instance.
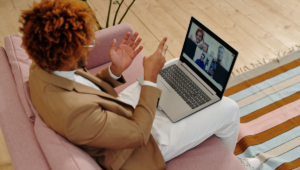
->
[195,28,204,38]
[19,0,98,71]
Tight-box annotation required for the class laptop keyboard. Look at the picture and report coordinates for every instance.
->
[159,64,211,109]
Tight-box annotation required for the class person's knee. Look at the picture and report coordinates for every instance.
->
[223,97,239,111]
[222,97,240,120]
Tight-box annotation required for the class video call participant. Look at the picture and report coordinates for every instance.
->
[208,59,217,77]
[217,46,225,67]
[195,53,206,70]
[212,46,229,87]
[205,58,209,69]
[189,28,209,53]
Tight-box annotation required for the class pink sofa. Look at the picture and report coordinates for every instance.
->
[0,23,246,170]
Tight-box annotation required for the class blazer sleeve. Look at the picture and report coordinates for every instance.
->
[65,85,162,150]
[94,67,126,88]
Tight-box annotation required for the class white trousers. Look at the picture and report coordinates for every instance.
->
[118,82,240,162]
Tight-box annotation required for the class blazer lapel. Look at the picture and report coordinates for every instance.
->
[75,68,118,97]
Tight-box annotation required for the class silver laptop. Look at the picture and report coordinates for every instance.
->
[137,17,238,122]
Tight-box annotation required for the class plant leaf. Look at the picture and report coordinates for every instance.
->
[113,1,119,4]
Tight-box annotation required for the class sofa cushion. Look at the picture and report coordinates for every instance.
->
[0,46,50,170]
[4,34,102,170]
[166,135,246,170]
[4,34,35,122]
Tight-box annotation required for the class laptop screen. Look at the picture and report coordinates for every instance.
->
[180,17,238,95]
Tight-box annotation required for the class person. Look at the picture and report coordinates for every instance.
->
[20,0,260,170]
[208,59,217,77]
[189,27,209,53]
[217,46,226,68]
[195,53,206,70]
[205,58,209,69]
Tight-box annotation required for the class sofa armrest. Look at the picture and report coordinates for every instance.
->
[86,23,134,70]
[0,47,50,170]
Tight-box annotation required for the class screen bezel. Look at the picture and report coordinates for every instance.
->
[180,16,238,99]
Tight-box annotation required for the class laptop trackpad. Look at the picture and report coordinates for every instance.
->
[158,80,172,93]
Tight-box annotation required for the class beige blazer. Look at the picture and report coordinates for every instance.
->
[29,62,166,170]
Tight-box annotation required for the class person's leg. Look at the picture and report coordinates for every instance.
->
[154,96,240,161]
[118,84,239,159]
[151,96,260,170]
[118,83,260,169]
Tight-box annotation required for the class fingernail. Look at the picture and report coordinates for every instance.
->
[165,36,168,39]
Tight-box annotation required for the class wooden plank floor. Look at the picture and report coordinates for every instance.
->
[1,0,300,169]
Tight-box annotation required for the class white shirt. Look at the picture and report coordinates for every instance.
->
[52,66,157,92]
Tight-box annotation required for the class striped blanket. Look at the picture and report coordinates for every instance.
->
[225,51,300,170]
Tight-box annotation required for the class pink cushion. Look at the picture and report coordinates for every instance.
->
[0,46,50,170]
[4,34,35,122]
[4,34,102,170]
[166,135,246,170]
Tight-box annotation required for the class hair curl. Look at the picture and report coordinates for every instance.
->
[19,0,98,71]
[195,28,204,38]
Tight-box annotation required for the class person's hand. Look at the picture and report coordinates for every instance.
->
[109,32,143,77]
[143,37,168,83]
[199,43,204,49]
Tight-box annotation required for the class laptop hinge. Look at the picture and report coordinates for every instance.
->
[181,63,216,95]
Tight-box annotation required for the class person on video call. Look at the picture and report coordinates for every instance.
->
[208,59,217,77]
[195,53,206,70]
[189,28,208,53]
[217,46,226,68]
[205,58,209,69]
[21,0,260,169]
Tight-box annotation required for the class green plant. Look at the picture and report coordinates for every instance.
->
[82,0,136,30]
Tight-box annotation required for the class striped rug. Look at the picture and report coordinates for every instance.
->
[225,50,300,170]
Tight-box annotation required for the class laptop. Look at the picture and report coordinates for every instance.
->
[137,17,238,122]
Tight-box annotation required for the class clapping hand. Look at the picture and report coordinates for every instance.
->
[109,32,143,77]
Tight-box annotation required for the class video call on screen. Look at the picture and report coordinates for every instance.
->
[183,22,235,91]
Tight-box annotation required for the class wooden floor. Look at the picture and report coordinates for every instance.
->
[1,0,300,169]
